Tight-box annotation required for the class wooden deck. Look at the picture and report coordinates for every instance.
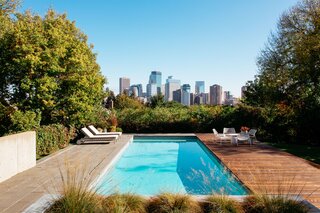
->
[196,133,320,209]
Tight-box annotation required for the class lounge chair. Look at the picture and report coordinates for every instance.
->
[77,127,118,144]
[213,128,233,145]
[88,125,122,136]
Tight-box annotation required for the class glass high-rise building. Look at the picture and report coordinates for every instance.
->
[165,76,181,101]
[181,84,191,106]
[195,81,205,94]
[130,84,143,97]
[149,71,162,94]
[146,83,157,97]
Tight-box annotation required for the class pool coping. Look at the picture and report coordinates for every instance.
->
[89,136,133,189]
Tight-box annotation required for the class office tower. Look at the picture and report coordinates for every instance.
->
[130,87,138,97]
[190,93,195,105]
[194,95,202,105]
[194,93,208,105]
[195,81,205,94]
[173,89,181,103]
[210,84,223,105]
[149,71,162,94]
[203,93,210,105]
[165,76,181,101]
[241,86,247,99]
[161,84,165,95]
[119,77,130,94]
[130,84,143,97]
[147,83,157,97]
[181,84,191,106]
[224,91,232,105]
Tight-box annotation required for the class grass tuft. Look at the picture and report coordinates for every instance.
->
[147,192,201,213]
[45,161,100,213]
[242,195,309,213]
[101,193,147,213]
[202,195,243,213]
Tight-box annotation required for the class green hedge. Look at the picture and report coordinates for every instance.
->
[116,104,310,144]
[36,124,76,159]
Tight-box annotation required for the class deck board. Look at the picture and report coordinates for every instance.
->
[196,133,320,209]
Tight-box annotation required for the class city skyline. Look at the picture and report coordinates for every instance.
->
[120,71,240,107]
[116,72,241,98]
[20,0,299,97]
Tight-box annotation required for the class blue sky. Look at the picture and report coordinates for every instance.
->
[21,0,299,97]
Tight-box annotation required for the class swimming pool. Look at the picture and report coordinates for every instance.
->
[96,136,248,196]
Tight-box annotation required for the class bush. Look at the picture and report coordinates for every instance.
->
[101,193,147,213]
[147,193,201,213]
[36,124,76,158]
[202,195,243,213]
[242,195,309,213]
[10,110,41,132]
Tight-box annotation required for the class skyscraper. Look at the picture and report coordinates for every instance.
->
[181,84,191,106]
[130,84,143,97]
[173,89,181,103]
[190,93,195,105]
[210,84,223,105]
[224,91,232,105]
[119,77,130,94]
[165,76,181,101]
[195,81,205,94]
[149,71,162,94]
[146,83,157,97]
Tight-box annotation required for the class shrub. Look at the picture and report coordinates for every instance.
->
[101,193,147,213]
[10,110,41,132]
[147,193,201,213]
[242,195,309,213]
[36,124,76,158]
[202,195,243,213]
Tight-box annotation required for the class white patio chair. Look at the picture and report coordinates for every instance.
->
[236,131,252,146]
[213,128,233,145]
[248,129,257,143]
[223,128,236,134]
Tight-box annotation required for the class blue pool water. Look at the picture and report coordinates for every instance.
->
[96,136,248,195]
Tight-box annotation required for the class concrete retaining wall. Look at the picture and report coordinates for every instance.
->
[0,131,36,183]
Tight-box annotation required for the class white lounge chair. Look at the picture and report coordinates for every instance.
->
[88,125,122,136]
[77,127,118,144]
[213,128,232,145]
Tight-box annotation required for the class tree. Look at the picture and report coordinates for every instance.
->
[0,0,20,16]
[114,94,144,110]
[244,0,320,143]
[149,94,165,108]
[0,10,106,127]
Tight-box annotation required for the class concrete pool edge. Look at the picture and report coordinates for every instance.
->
[89,136,134,189]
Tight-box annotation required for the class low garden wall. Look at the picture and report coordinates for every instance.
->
[0,131,36,182]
